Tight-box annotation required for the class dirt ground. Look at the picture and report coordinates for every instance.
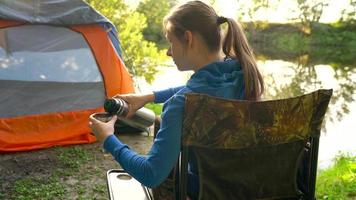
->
[0,133,153,200]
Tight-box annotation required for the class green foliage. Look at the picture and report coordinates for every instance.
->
[117,11,165,83]
[269,32,309,52]
[86,0,166,83]
[316,154,356,199]
[289,0,329,34]
[136,0,175,48]
[295,0,328,23]
[145,102,163,115]
[247,22,356,67]
[235,0,271,22]
[339,0,356,26]
[311,25,356,48]
[12,177,66,200]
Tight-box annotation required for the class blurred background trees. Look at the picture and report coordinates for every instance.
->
[85,0,355,84]
[136,0,176,48]
[86,0,167,84]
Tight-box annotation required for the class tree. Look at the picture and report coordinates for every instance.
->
[339,0,356,26]
[136,0,176,49]
[293,0,328,34]
[235,0,273,22]
[86,0,166,84]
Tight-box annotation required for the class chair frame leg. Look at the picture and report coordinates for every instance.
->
[307,137,319,200]
[178,146,189,200]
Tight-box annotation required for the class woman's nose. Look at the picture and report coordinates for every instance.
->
[166,47,172,57]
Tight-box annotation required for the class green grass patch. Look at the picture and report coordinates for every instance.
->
[57,146,92,171]
[92,183,107,195]
[12,177,66,200]
[75,184,86,195]
[4,145,110,199]
[0,191,5,200]
[145,102,163,115]
[316,154,356,199]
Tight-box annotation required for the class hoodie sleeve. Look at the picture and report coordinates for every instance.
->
[153,86,185,103]
[103,93,185,188]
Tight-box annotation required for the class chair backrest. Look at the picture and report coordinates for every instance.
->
[178,89,332,200]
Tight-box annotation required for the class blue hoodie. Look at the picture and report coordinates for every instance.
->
[104,59,244,195]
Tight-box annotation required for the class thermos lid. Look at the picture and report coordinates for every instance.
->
[104,98,127,116]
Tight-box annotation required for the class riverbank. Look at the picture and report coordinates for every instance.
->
[245,22,356,67]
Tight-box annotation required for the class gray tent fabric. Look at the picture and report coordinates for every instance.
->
[0,0,108,25]
[0,25,88,53]
[0,0,124,58]
[0,25,101,82]
[0,24,105,118]
[0,80,105,118]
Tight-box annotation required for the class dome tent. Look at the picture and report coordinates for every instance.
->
[0,0,135,152]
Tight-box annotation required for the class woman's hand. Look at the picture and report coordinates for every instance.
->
[89,114,117,142]
[113,92,155,118]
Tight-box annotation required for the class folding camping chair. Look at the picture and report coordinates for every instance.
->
[178,89,332,200]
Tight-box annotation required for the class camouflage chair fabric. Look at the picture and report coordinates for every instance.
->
[178,89,332,200]
[152,116,176,200]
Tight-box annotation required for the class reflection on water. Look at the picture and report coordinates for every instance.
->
[140,57,355,169]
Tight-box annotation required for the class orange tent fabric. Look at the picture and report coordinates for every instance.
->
[71,25,134,97]
[0,20,135,152]
[0,108,102,152]
[0,20,23,27]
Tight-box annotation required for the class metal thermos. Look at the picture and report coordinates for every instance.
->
[104,98,155,131]
[104,98,129,118]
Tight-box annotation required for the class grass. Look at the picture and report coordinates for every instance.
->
[8,146,108,200]
[145,102,163,115]
[12,177,67,200]
[4,137,149,200]
[57,146,92,171]
[316,154,356,199]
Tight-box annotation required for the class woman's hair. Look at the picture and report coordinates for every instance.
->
[163,0,264,100]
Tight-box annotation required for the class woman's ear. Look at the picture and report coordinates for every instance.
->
[184,30,193,48]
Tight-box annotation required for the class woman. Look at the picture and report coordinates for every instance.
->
[89,0,264,198]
